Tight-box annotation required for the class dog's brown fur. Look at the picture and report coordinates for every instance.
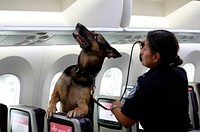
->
[46,23,121,120]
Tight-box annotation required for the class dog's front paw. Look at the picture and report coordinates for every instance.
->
[67,110,79,118]
[45,107,57,118]
[67,108,85,118]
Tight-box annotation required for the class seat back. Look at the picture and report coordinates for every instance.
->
[0,103,7,132]
[188,82,200,130]
[7,105,45,132]
[44,112,93,132]
[93,95,122,132]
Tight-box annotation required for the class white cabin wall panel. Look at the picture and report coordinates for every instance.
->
[184,51,200,82]
[179,44,200,59]
[0,56,34,105]
[179,44,200,83]
[194,61,200,83]
[0,46,45,105]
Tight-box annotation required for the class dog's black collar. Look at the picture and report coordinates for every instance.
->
[75,65,95,82]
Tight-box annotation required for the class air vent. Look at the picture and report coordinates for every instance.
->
[14,32,52,45]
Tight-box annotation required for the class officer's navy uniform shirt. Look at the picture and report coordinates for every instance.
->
[121,65,191,132]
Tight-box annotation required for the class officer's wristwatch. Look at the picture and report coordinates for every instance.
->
[110,104,121,111]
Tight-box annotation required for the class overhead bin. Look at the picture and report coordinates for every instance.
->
[63,0,123,28]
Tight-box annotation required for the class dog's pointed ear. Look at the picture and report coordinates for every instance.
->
[105,46,122,58]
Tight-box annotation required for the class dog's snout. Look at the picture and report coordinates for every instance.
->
[76,23,88,31]
[77,23,82,27]
[76,23,86,29]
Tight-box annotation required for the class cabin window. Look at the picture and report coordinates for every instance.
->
[183,63,195,82]
[49,71,62,111]
[100,68,122,96]
[0,74,20,105]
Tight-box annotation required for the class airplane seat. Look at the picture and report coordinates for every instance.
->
[0,103,7,132]
[188,82,200,131]
[7,105,46,132]
[94,95,122,132]
[44,112,93,132]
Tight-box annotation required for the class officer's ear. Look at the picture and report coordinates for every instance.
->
[153,52,160,63]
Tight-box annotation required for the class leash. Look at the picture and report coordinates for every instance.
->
[119,41,141,101]
[93,98,111,110]
[93,41,142,109]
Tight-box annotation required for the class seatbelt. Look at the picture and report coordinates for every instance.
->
[188,87,200,129]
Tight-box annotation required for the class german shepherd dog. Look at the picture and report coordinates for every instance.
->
[46,23,121,121]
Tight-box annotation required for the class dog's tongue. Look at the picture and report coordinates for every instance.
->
[77,36,85,44]
[76,35,88,48]
[73,31,88,47]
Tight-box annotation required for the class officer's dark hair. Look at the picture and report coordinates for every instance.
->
[147,30,183,67]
